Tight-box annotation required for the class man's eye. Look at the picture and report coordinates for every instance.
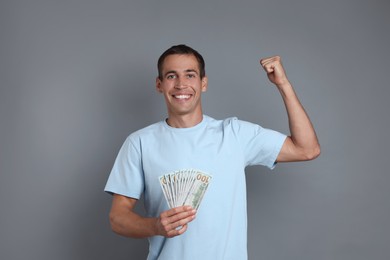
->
[187,74,196,78]
[167,75,176,79]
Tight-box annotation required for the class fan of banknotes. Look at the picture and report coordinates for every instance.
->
[159,169,212,210]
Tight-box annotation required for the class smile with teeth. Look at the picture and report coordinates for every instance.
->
[173,94,192,99]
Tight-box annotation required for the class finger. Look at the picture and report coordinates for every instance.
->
[260,56,281,67]
[263,60,284,75]
[272,64,285,76]
[168,217,192,232]
[263,64,275,74]
[167,224,188,238]
[160,205,193,218]
[260,55,280,63]
[176,224,188,235]
[163,211,196,231]
[160,208,196,226]
[162,213,195,237]
[260,57,272,66]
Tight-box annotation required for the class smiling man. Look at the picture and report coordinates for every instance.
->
[156,53,207,127]
[104,44,320,260]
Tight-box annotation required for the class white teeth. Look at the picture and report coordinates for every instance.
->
[174,95,191,99]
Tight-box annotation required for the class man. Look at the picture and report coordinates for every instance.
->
[105,44,320,259]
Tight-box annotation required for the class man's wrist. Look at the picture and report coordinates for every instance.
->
[149,217,160,237]
[276,81,293,94]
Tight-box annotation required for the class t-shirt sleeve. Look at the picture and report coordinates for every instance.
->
[230,118,287,169]
[104,135,144,199]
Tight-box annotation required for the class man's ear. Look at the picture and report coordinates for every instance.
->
[156,77,163,93]
[201,76,208,92]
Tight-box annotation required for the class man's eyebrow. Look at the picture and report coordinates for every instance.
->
[164,70,177,77]
[185,69,198,74]
[164,69,199,77]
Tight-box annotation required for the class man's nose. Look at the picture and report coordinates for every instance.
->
[174,77,187,89]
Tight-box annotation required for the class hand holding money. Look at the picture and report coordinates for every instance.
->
[157,169,212,237]
[155,205,196,238]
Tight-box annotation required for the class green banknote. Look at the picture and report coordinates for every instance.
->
[159,169,212,210]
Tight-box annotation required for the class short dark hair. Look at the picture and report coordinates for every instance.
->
[157,44,206,80]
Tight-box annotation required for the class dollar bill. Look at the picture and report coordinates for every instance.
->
[159,169,212,210]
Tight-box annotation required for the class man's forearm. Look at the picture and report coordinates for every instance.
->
[278,82,320,160]
[260,56,320,161]
[110,209,158,238]
[109,195,197,239]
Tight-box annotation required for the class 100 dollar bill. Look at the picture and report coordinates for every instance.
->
[159,169,212,210]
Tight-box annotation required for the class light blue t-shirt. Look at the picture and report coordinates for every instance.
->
[105,115,286,260]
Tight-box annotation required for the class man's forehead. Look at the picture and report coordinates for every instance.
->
[161,54,200,73]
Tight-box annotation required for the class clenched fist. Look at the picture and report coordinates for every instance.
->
[260,56,290,87]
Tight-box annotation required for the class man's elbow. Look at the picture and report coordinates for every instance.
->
[304,144,321,161]
[109,212,122,235]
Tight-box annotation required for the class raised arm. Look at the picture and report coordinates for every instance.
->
[109,194,196,238]
[260,56,320,162]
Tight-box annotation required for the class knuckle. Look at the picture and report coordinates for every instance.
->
[163,225,170,232]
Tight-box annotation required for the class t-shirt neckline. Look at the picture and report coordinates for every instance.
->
[162,115,209,132]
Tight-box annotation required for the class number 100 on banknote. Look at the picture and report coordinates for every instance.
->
[159,169,212,210]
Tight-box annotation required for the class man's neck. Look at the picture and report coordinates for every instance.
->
[166,113,204,128]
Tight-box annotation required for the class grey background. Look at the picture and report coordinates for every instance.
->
[1,0,389,259]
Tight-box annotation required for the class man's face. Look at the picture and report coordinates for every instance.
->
[156,54,208,118]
